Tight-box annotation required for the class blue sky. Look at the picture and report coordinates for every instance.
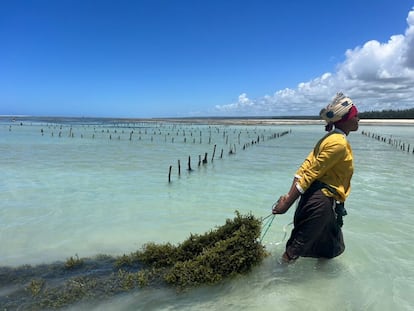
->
[1,0,414,117]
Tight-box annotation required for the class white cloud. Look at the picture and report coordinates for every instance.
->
[214,8,414,115]
[214,93,252,112]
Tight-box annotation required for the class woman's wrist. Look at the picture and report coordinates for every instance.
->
[285,191,299,206]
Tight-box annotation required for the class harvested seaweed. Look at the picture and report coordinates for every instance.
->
[116,211,269,288]
[0,212,269,309]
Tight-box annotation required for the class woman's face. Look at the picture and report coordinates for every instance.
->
[348,114,360,132]
[343,114,360,133]
[335,113,359,134]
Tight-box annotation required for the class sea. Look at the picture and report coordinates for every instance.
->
[1,116,413,311]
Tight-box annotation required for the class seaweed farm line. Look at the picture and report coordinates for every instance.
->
[4,118,292,183]
[361,130,414,154]
[1,117,413,310]
[0,213,266,310]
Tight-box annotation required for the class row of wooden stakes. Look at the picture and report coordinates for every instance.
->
[168,130,291,183]
[361,130,414,154]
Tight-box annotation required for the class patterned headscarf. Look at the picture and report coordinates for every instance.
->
[320,92,357,131]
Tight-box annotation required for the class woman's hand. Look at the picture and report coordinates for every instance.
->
[272,179,301,214]
[272,195,291,214]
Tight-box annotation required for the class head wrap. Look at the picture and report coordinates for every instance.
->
[320,92,357,131]
[335,105,358,124]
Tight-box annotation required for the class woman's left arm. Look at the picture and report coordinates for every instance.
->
[272,177,301,214]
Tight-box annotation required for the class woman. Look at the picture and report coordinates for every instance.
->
[272,92,359,263]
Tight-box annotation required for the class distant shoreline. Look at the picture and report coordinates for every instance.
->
[151,118,414,126]
[359,119,414,126]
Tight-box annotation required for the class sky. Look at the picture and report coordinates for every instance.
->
[1,0,414,118]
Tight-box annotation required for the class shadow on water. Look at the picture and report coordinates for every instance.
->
[0,255,146,310]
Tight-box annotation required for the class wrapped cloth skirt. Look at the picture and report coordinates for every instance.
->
[285,188,345,260]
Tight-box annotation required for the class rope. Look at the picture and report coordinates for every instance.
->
[259,201,294,245]
[261,213,274,222]
[273,221,293,246]
[260,213,275,243]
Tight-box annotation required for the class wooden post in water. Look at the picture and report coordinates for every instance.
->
[178,160,181,176]
[187,156,193,171]
[202,153,208,164]
[211,144,216,162]
[168,165,172,183]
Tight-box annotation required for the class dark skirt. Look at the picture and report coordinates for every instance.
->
[285,189,345,259]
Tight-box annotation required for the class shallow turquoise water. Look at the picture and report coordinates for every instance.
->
[1,118,413,310]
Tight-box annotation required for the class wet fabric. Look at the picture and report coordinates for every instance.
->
[285,188,345,259]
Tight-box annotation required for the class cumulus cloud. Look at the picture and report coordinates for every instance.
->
[215,8,414,115]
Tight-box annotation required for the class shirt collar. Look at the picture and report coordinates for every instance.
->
[333,128,348,139]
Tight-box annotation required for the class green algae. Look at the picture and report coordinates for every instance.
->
[27,279,45,297]
[122,211,269,288]
[0,212,269,309]
[64,254,84,269]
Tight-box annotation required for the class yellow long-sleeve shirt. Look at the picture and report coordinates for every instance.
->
[295,129,354,202]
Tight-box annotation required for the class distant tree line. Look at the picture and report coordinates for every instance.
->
[359,108,414,119]
[267,107,414,120]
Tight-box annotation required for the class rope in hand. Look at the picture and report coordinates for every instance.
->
[259,202,293,244]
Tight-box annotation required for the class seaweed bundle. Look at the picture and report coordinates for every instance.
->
[0,212,269,309]
[117,211,269,288]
